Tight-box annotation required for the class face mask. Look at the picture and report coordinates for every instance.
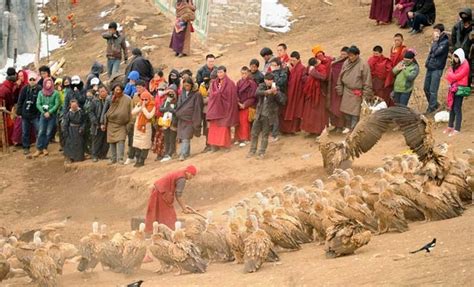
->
[404,60,412,65]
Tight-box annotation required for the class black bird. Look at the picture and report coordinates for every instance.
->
[410,238,436,254]
[127,280,144,287]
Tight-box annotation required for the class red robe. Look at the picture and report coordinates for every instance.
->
[368,55,394,106]
[301,62,329,135]
[145,168,187,232]
[386,45,407,86]
[280,61,306,133]
[329,58,345,128]
[0,79,18,145]
[235,78,257,141]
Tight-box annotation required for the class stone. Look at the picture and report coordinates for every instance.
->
[133,23,147,33]
[141,45,157,52]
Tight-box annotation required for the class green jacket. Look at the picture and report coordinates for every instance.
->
[36,90,60,115]
[393,62,419,93]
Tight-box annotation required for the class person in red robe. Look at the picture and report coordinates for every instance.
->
[280,51,307,134]
[369,0,394,25]
[11,70,30,146]
[145,165,197,232]
[368,46,394,106]
[386,33,407,89]
[235,66,257,145]
[277,43,290,70]
[328,47,349,132]
[206,66,239,151]
[0,67,19,146]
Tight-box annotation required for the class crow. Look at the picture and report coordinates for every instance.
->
[127,280,144,287]
[410,238,436,254]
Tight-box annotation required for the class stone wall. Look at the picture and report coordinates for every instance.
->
[207,0,261,45]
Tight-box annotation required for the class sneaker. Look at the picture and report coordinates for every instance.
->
[154,156,163,162]
[23,149,30,155]
[448,130,460,137]
[234,141,240,145]
[92,157,98,163]
[134,162,144,168]
[257,153,265,159]
[118,159,125,165]
[32,150,42,157]
[201,146,211,153]
[246,152,256,158]
[342,128,351,134]
[124,158,135,165]
[443,127,454,134]
[270,136,279,143]
[160,155,172,163]
[239,142,247,148]
[210,146,218,153]
[179,154,185,161]
[42,150,49,156]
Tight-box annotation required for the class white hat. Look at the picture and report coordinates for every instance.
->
[90,77,100,86]
[71,75,81,85]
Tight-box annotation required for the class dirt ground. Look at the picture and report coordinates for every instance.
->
[1,0,473,286]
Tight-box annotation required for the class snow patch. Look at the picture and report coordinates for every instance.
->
[35,0,50,7]
[434,111,450,123]
[260,0,292,33]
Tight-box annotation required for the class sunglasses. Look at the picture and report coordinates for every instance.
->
[29,78,36,81]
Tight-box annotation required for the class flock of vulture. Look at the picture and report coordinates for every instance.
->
[0,147,472,286]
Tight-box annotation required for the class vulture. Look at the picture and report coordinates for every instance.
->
[224,209,245,264]
[260,209,301,250]
[243,215,275,273]
[30,247,58,287]
[374,190,409,234]
[0,254,10,282]
[77,222,101,272]
[121,223,147,274]
[169,221,207,274]
[99,232,125,272]
[377,179,425,222]
[15,231,43,280]
[325,219,371,258]
[298,200,326,243]
[417,181,463,221]
[148,221,175,274]
[272,198,312,244]
[342,195,378,233]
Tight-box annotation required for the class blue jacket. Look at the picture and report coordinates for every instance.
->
[425,33,450,71]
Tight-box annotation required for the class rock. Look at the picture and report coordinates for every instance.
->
[142,45,157,52]
[245,41,257,46]
[133,23,147,33]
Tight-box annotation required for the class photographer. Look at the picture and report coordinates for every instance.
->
[392,51,420,106]
[102,21,128,78]
[158,84,179,162]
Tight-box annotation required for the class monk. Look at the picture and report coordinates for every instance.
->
[369,0,393,25]
[280,51,307,134]
[145,165,197,232]
[235,66,257,145]
[169,0,195,57]
[301,46,331,135]
[328,47,349,132]
[386,33,407,89]
[368,46,394,106]
[277,43,290,69]
[206,66,239,151]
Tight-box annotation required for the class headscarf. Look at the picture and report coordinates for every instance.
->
[311,45,324,56]
[17,70,29,89]
[137,90,155,133]
[185,165,197,176]
[42,78,55,97]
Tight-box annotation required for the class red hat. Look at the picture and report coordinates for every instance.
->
[185,165,197,176]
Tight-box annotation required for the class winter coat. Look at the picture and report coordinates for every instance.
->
[451,8,473,58]
[425,33,450,71]
[336,57,373,116]
[84,62,104,91]
[0,78,17,110]
[254,83,286,122]
[36,90,60,115]
[89,97,107,136]
[131,103,155,150]
[446,49,470,87]
[17,84,41,119]
[101,95,131,143]
[393,62,420,93]
[63,84,86,114]
[102,31,128,60]
[124,56,154,84]
[175,90,203,140]
[412,0,436,24]
[272,69,289,93]
[196,65,215,85]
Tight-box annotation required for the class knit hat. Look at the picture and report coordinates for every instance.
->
[90,77,100,86]
[127,71,140,81]
[185,165,197,176]
[54,78,63,86]
[404,51,415,59]
[311,45,324,56]
[71,75,81,85]
[6,67,16,77]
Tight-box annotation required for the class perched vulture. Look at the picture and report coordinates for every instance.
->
[170,222,207,274]
[99,232,125,272]
[261,210,301,250]
[77,222,101,273]
[342,196,378,233]
[374,190,409,234]
[0,254,10,282]
[148,222,175,274]
[325,219,371,258]
[121,223,147,274]
[243,215,275,273]
[30,247,58,287]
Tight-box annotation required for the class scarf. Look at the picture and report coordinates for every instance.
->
[42,78,55,97]
[137,91,155,133]
[149,78,166,94]
[112,91,123,102]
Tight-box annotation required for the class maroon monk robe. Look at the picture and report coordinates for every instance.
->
[207,75,239,147]
[235,77,257,141]
[386,45,407,86]
[145,168,187,232]
[369,0,394,23]
[328,58,346,128]
[301,62,329,135]
[368,55,394,106]
[280,61,307,133]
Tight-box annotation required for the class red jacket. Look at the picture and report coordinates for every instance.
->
[446,61,470,87]
[0,79,17,109]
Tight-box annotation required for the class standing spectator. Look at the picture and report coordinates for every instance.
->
[368,45,394,105]
[34,78,60,157]
[445,49,470,137]
[151,76,168,161]
[280,51,306,134]
[196,54,216,86]
[277,43,290,69]
[124,78,141,165]
[124,71,140,97]
[175,78,202,161]
[393,0,415,28]
[369,0,393,25]
[169,0,195,57]
[424,24,449,114]
[451,9,473,84]
[124,48,154,84]
[62,99,85,163]
[102,22,128,77]
[149,69,168,97]
[63,75,86,114]
[260,47,275,75]
[387,33,407,91]
[249,59,264,85]
[392,51,419,106]
[407,0,436,34]
[270,57,288,141]
[197,70,211,153]
[328,47,349,132]
[17,72,41,155]
[159,85,179,162]
[0,68,17,145]
[11,70,29,146]
[235,66,257,146]
[101,84,131,165]
[168,69,182,95]
[207,66,239,152]
[131,81,156,167]
[90,85,109,162]
[247,73,286,159]
[37,65,54,87]
[336,46,372,133]
[84,62,104,91]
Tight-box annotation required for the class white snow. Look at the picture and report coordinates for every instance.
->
[260,0,292,33]
[434,111,450,123]
[0,33,64,82]
[35,0,50,8]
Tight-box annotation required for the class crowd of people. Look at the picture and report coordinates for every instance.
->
[0,8,472,164]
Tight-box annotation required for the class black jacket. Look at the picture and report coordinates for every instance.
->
[255,83,286,122]
[89,97,107,135]
[250,70,264,85]
[412,0,436,24]
[425,33,450,70]
[17,84,41,119]
[63,82,86,114]
[451,8,473,57]
[272,69,289,94]
[196,65,215,86]
[124,56,154,83]
[84,62,104,91]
